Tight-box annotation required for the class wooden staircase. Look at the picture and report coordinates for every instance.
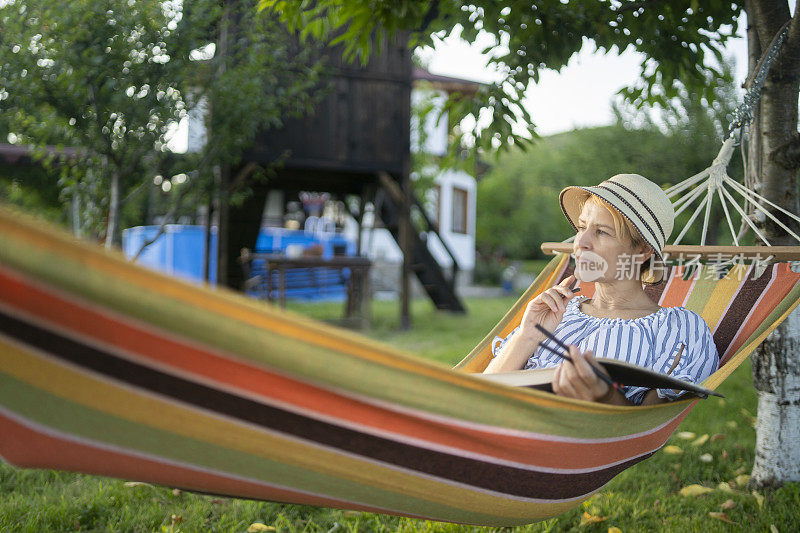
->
[374,173,466,313]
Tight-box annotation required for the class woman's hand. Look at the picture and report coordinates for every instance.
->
[519,275,578,340]
[552,346,630,405]
[484,275,578,374]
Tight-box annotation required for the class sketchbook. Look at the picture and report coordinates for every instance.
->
[476,358,722,399]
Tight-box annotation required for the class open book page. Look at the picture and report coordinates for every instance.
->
[474,358,721,398]
[477,367,556,390]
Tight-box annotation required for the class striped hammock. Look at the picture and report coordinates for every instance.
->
[2,205,800,526]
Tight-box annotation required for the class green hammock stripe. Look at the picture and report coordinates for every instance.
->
[681,267,720,314]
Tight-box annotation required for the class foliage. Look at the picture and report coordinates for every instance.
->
[0,0,203,242]
[471,253,508,286]
[1,295,799,531]
[192,1,321,185]
[261,0,741,159]
[476,125,658,259]
[0,0,320,245]
[0,162,63,223]
[476,63,744,259]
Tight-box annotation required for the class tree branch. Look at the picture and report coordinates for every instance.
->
[227,161,259,193]
[87,82,125,171]
[121,178,150,206]
[418,1,440,31]
[132,182,195,261]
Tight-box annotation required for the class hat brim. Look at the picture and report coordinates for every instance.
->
[559,186,666,284]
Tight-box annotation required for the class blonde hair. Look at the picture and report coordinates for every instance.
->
[579,194,645,248]
[578,193,659,283]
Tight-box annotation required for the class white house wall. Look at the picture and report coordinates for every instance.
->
[410,89,448,156]
[429,168,476,271]
[342,169,476,273]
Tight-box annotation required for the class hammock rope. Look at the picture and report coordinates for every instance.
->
[727,21,790,139]
[665,21,794,249]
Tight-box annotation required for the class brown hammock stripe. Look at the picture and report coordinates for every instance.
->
[644,265,671,302]
[712,265,773,361]
[0,307,651,501]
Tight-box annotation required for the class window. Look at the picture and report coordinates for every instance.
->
[451,187,468,234]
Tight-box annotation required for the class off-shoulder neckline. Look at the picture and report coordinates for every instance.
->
[569,295,670,324]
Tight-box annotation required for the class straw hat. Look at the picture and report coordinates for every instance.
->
[559,174,674,284]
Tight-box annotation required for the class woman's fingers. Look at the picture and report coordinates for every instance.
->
[546,285,573,312]
[577,350,610,399]
[554,362,591,401]
[558,274,576,289]
[554,347,609,401]
[536,291,562,314]
[529,275,576,315]
[553,276,577,299]
[566,347,598,393]
[551,285,575,304]
[570,347,597,384]
[547,291,565,313]
[521,275,578,339]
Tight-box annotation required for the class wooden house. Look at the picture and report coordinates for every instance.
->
[222,33,467,317]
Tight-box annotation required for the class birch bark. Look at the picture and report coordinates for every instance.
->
[752,306,800,485]
[746,0,800,488]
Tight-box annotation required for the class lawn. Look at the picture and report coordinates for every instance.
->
[1,295,799,532]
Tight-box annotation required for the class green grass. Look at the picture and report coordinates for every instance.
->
[2,295,799,532]
[519,259,554,277]
[287,295,520,365]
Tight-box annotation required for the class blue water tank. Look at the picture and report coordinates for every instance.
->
[122,225,357,301]
[122,225,217,284]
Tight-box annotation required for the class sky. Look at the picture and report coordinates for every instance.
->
[416,20,751,137]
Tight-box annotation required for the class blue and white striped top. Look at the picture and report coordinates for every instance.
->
[492,296,719,405]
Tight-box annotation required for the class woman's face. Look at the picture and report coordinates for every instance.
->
[572,201,647,282]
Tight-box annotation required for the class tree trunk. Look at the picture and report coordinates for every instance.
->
[71,189,82,238]
[752,307,800,485]
[399,172,412,330]
[747,0,800,489]
[216,164,230,287]
[204,196,214,283]
[106,170,120,249]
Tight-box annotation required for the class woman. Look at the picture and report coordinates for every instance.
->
[484,174,719,406]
